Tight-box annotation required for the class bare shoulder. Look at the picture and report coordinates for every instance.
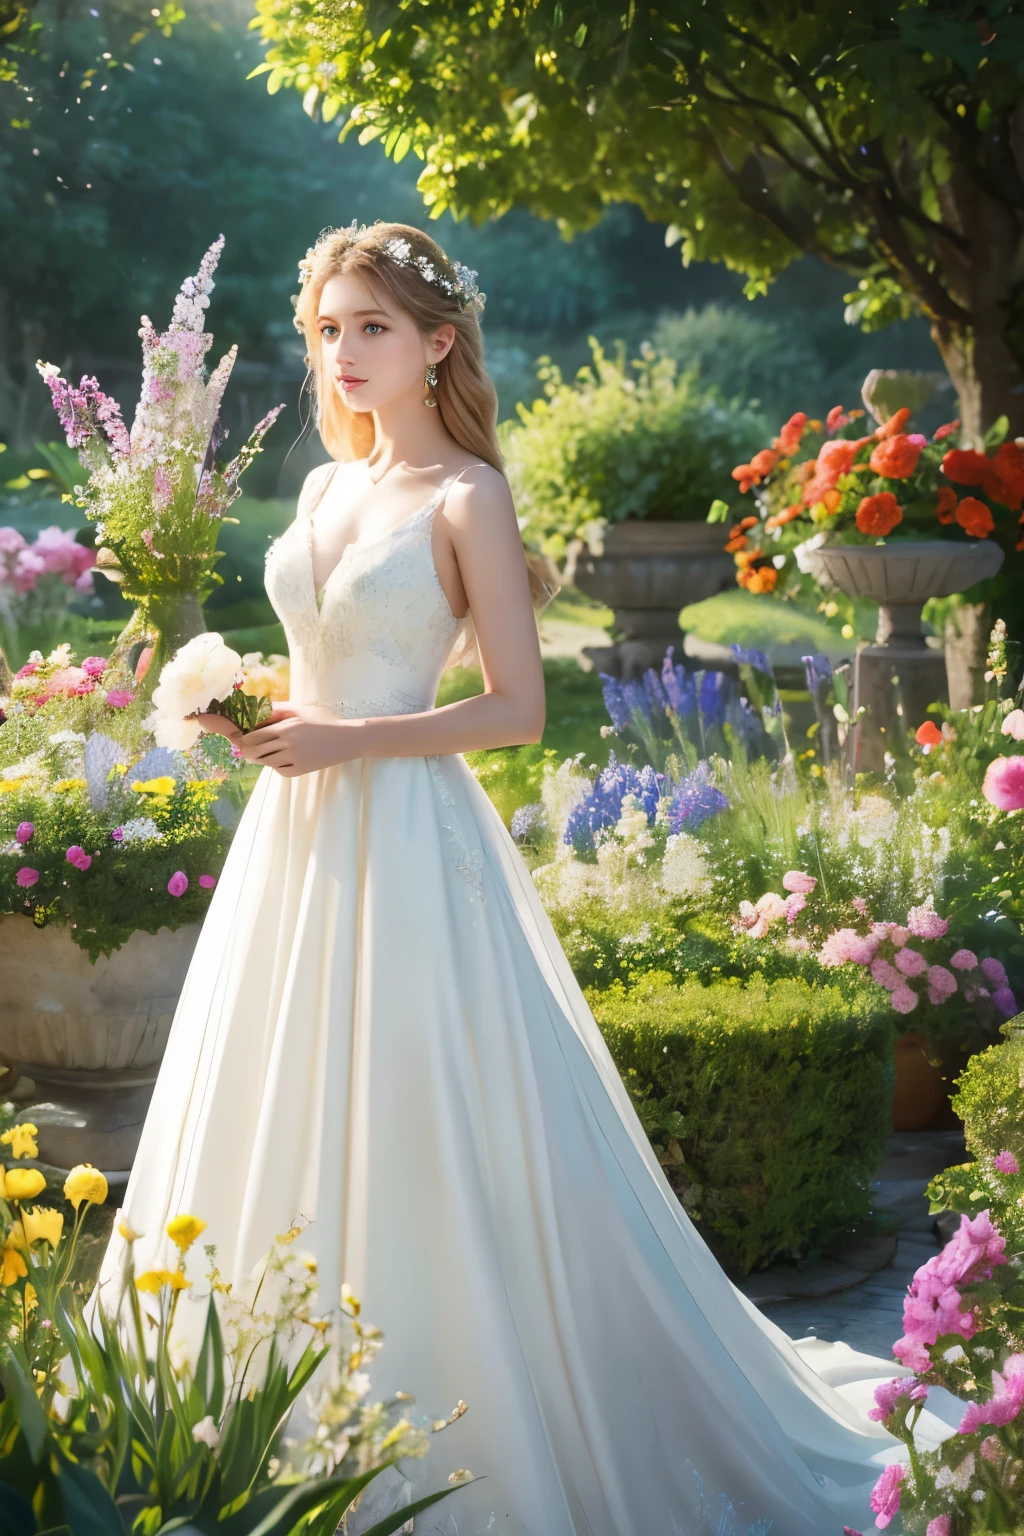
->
[297,460,339,515]
[441,462,517,535]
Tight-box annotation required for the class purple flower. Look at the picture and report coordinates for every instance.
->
[105,689,134,708]
[730,642,773,676]
[981,956,1009,988]
[867,1377,928,1422]
[16,867,39,888]
[510,802,543,843]
[697,669,729,728]
[564,754,665,851]
[661,647,696,717]
[993,986,1019,1018]
[801,652,833,697]
[198,873,217,889]
[868,1462,904,1528]
[110,827,124,842]
[993,1151,1019,1175]
[600,674,649,732]
[167,871,189,897]
[959,1353,1024,1433]
[15,822,34,844]
[666,762,728,834]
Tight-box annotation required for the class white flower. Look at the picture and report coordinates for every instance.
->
[192,1415,221,1450]
[118,817,163,843]
[48,730,87,746]
[148,632,241,749]
[660,833,712,898]
[349,1370,371,1399]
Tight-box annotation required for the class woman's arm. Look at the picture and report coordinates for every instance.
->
[196,467,546,775]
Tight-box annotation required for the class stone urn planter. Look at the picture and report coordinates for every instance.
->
[573,520,736,680]
[805,539,1005,771]
[0,917,200,1173]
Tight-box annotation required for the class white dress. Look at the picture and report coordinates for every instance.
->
[93,460,941,1535]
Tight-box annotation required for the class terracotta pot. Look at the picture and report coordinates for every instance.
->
[892,1030,950,1132]
[804,539,1005,772]
[573,520,735,680]
[0,916,200,1171]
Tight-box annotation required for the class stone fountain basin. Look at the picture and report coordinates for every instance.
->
[805,538,1005,604]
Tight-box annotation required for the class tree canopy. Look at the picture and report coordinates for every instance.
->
[250,0,1024,437]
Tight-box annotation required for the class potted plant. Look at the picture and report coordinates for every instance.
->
[500,338,766,678]
[717,401,1015,769]
[34,235,284,696]
[0,643,285,1169]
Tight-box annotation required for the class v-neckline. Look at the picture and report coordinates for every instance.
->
[308,469,458,610]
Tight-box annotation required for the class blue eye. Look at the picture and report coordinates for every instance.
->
[364,323,384,335]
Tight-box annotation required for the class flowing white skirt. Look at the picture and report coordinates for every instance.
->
[92,751,955,1535]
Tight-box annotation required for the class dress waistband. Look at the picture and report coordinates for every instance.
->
[305,688,432,719]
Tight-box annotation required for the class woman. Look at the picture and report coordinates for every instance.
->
[94,220,932,1535]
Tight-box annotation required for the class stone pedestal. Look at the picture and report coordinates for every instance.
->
[574,520,735,680]
[853,644,949,773]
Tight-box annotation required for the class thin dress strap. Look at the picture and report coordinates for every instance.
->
[303,460,341,520]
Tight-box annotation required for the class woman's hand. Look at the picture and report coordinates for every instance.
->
[192,704,359,777]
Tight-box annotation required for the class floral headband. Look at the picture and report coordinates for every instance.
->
[295,219,486,319]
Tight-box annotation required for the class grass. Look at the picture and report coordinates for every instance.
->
[679,589,848,654]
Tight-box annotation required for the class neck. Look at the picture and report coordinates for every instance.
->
[362,380,455,478]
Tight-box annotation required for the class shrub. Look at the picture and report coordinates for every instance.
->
[586,971,894,1276]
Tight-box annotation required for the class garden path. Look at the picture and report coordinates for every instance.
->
[743,1131,966,1361]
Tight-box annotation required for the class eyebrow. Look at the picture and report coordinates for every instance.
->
[317,307,391,320]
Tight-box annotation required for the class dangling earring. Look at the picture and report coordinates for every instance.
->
[424,363,439,407]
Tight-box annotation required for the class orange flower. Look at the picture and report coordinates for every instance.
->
[745,566,778,594]
[724,535,748,554]
[737,515,760,532]
[821,488,842,513]
[749,448,778,478]
[936,486,958,525]
[775,413,807,455]
[942,448,990,485]
[855,492,903,536]
[873,407,911,440]
[934,419,960,441]
[825,405,849,432]
[734,547,762,569]
[954,496,995,537]
[869,434,923,480]
[915,721,943,748]
[731,463,756,494]
[765,504,803,531]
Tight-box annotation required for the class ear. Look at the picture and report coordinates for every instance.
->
[429,323,457,364]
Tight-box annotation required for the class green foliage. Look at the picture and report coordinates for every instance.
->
[586,971,894,1275]
[499,337,766,562]
[248,0,1024,421]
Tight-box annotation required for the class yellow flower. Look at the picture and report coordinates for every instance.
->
[132,776,176,796]
[5,1169,46,1201]
[340,1282,361,1317]
[52,778,87,793]
[21,1206,63,1247]
[166,1213,206,1252]
[24,1282,36,1311]
[1,1123,38,1161]
[118,1219,141,1242]
[0,778,27,795]
[63,1163,108,1211]
[136,1267,190,1294]
[0,1247,27,1286]
[113,763,128,775]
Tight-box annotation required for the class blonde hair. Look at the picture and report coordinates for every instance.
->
[292,221,557,662]
[294,220,501,470]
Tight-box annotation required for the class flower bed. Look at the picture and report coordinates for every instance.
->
[587,971,894,1276]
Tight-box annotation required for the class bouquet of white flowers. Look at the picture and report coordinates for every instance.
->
[147,632,274,750]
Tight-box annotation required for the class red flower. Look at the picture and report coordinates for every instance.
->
[749,448,778,477]
[826,405,849,433]
[775,412,807,455]
[874,407,911,441]
[936,487,958,525]
[983,441,1024,511]
[942,448,990,485]
[934,419,960,440]
[855,492,903,536]
[915,721,943,748]
[869,434,923,480]
[955,496,995,537]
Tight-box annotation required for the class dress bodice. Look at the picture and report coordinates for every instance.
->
[264,462,482,718]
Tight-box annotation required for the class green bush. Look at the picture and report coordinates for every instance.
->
[499,336,766,562]
[586,971,894,1276]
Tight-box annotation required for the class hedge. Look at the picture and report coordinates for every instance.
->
[586,971,895,1276]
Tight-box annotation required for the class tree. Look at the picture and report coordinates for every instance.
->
[249,0,1024,441]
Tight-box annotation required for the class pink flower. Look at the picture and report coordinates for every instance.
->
[895,947,928,977]
[891,985,919,1015]
[15,867,39,888]
[984,756,1024,812]
[852,896,870,915]
[869,1462,904,1528]
[15,822,34,844]
[870,957,903,991]
[66,845,85,865]
[887,925,910,948]
[782,870,817,894]
[993,1151,1019,1175]
[198,874,216,889]
[141,528,156,552]
[951,949,978,971]
[926,1519,951,1536]
[230,743,243,759]
[867,1377,928,1422]
[981,956,1009,988]
[80,655,108,677]
[927,965,958,1001]
[959,1353,1024,1433]
[907,902,949,940]
[105,689,134,708]
[784,892,807,923]
[993,986,1018,1017]
[980,1435,1002,1464]
[907,433,928,447]
[167,871,188,897]
[819,928,876,966]
[0,527,27,555]
[1001,708,1024,741]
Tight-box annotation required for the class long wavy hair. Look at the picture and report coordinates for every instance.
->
[292,220,556,662]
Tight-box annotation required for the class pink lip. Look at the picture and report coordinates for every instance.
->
[339,376,366,390]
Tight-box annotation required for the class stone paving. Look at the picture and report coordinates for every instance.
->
[741,1130,968,1360]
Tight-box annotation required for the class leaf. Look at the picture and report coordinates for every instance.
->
[0,1482,36,1536]
[0,1355,48,1465]
[360,1479,476,1536]
[392,130,412,163]
[707,498,730,524]
[52,1461,123,1536]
